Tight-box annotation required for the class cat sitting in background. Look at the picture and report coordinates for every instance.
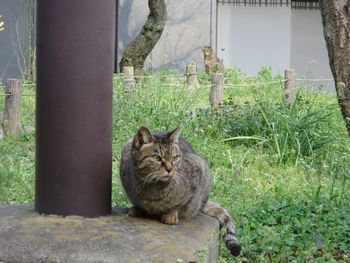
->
[203,46,225,75]
[120,125,241,256]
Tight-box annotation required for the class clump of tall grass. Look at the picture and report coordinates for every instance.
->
[199,88,346,165]
[252,91,340,164]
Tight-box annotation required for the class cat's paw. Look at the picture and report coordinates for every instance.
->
[128,207,144,217]
[161,211,178,225]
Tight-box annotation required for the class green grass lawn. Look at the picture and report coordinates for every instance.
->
[1,68,350,262]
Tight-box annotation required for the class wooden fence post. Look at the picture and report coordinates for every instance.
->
[210,73,224,108]
[186,64,199,90]
[284,69,296,105]
[123,66,136,91]
[2,79,21,137]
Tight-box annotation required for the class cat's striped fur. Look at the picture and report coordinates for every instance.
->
[120,125,241,256]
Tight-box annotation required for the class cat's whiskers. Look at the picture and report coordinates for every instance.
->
[142,171,166,187]
[154,175,163,186]
[142,172,156,186]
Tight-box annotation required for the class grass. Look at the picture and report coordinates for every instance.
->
[1,68,350,262]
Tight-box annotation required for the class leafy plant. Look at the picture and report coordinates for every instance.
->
[238,198,350,262]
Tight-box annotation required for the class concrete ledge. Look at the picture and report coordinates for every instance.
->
[0,205,219,263]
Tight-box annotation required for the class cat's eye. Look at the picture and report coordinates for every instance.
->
[173,155,180,160]
[153,155,162,161]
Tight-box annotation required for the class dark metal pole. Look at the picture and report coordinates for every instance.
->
[115,0,119,73]
[35,0,115,217]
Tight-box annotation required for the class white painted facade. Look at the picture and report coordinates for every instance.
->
[290,9,331,79]
[216,4,332,81]
[217,5,292,75]
[118,1,333,89]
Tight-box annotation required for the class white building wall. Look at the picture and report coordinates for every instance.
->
[118,0,212,72]
[290,9,334,91]
[217,5,291,75]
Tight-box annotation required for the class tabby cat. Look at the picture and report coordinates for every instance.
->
[120,125,241,256]
[203,46,225,75]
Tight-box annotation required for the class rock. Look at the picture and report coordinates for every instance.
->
[0,205,219,263]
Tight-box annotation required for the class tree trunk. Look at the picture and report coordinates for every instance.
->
[320,0,350,136]
[119,0,167,76]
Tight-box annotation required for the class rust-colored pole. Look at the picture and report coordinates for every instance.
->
[35,0,115,217]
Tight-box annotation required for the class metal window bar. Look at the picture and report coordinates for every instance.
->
[217,0,320,9]
[218,0,290,6]
[291,0,319,9]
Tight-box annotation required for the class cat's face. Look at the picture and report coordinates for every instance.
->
[131,125,183,184]
[203,46,213,58]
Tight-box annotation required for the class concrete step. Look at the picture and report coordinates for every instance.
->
[0,205,219,263]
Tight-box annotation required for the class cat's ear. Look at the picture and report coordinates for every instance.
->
[168,124,183,143]
[133,126,154,150]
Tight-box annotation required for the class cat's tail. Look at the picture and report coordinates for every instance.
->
[202,201,241,257]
